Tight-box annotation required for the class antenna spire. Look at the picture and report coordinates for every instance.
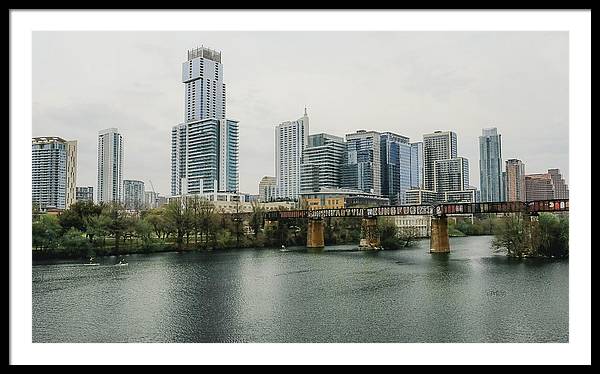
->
[304,106,308,117]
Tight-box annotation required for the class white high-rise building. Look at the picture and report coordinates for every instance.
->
[258,176,276,202]
[183,46,226,122]
[97,128,123,204]
[32,137,77,210]
[275,109,309,200]
[410,142,424,189]
[300,133,345,193]
[423,131,457,192]
[171,118,239,196]
[123,179,145,210]
[171,46,239,197]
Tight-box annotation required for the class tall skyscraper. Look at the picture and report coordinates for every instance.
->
[258,176,276,202]
[183,46,225,122]
[423,131,457,191]
[275,110,309,200]
[171,124,187,196]
[479,127,504,202]
[32,137,77,210]
[171,118,239,196]
[408,131,473,204]
[65,140,77,208]
[97,128,123,204]
[409,142,424,190]
[300,133,345,193]
[171,46,239,197]
[342,130,382,196]
[505,159,525,201]
[434,157,470,193]
[123,180,145,210]
[380,132,411,204]
[76,186,94,202]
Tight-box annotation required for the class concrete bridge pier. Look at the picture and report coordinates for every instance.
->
[430,215,450,253]
[306,217,325,249]
[359,217,381,250]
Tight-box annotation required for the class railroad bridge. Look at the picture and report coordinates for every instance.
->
[264,199,569,253]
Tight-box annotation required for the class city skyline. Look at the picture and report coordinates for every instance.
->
[32,31,569,196]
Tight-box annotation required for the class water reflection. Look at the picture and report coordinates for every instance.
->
[33,236,568,343]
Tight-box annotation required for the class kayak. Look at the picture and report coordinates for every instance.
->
[83,263,100,266]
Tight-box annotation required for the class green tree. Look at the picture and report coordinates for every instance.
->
[189,198,217,248]
[448,220,466,237]
[206,212,222,249]
[537,213,569,258]
[104,203,129,254]
[164,199,192,251]
[60,228,90,257]
[58,200,103,234]
[122,215,138,250]
[231,201,244,248]
[376,218,419,250]
[32,214,61,251]
[58,208,84,233]
[135,217,154,251]
[32,200,42,223]
[492,213,568,258]
[397,226,419,247]
[85,213,110,249]
[145,208,170,240]
[378,219,402,250]
[492,215,529,258]
[249,201,264,239]
[215,229,234,249]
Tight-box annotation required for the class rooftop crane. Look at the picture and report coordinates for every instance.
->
[149,180,157,208]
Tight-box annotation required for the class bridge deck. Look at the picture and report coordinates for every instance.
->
[265,199,569,220]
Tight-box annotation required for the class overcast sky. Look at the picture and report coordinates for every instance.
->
[32,31,568,196]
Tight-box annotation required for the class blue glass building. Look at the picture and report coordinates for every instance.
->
[479,127,504,202]
[342,130,382,196]
[380,132,412,204]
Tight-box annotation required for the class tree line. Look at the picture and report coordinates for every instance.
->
[34,199,564,260]
[34,198,421,259]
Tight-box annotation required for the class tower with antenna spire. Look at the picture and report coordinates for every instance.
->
[171,45,239,197]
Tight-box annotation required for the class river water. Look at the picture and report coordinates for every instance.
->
[32,236,568,343]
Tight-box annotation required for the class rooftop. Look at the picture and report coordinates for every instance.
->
[32,136,67,144]
[187,46,222,63]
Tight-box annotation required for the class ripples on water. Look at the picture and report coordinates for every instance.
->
[32,236,568,343]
